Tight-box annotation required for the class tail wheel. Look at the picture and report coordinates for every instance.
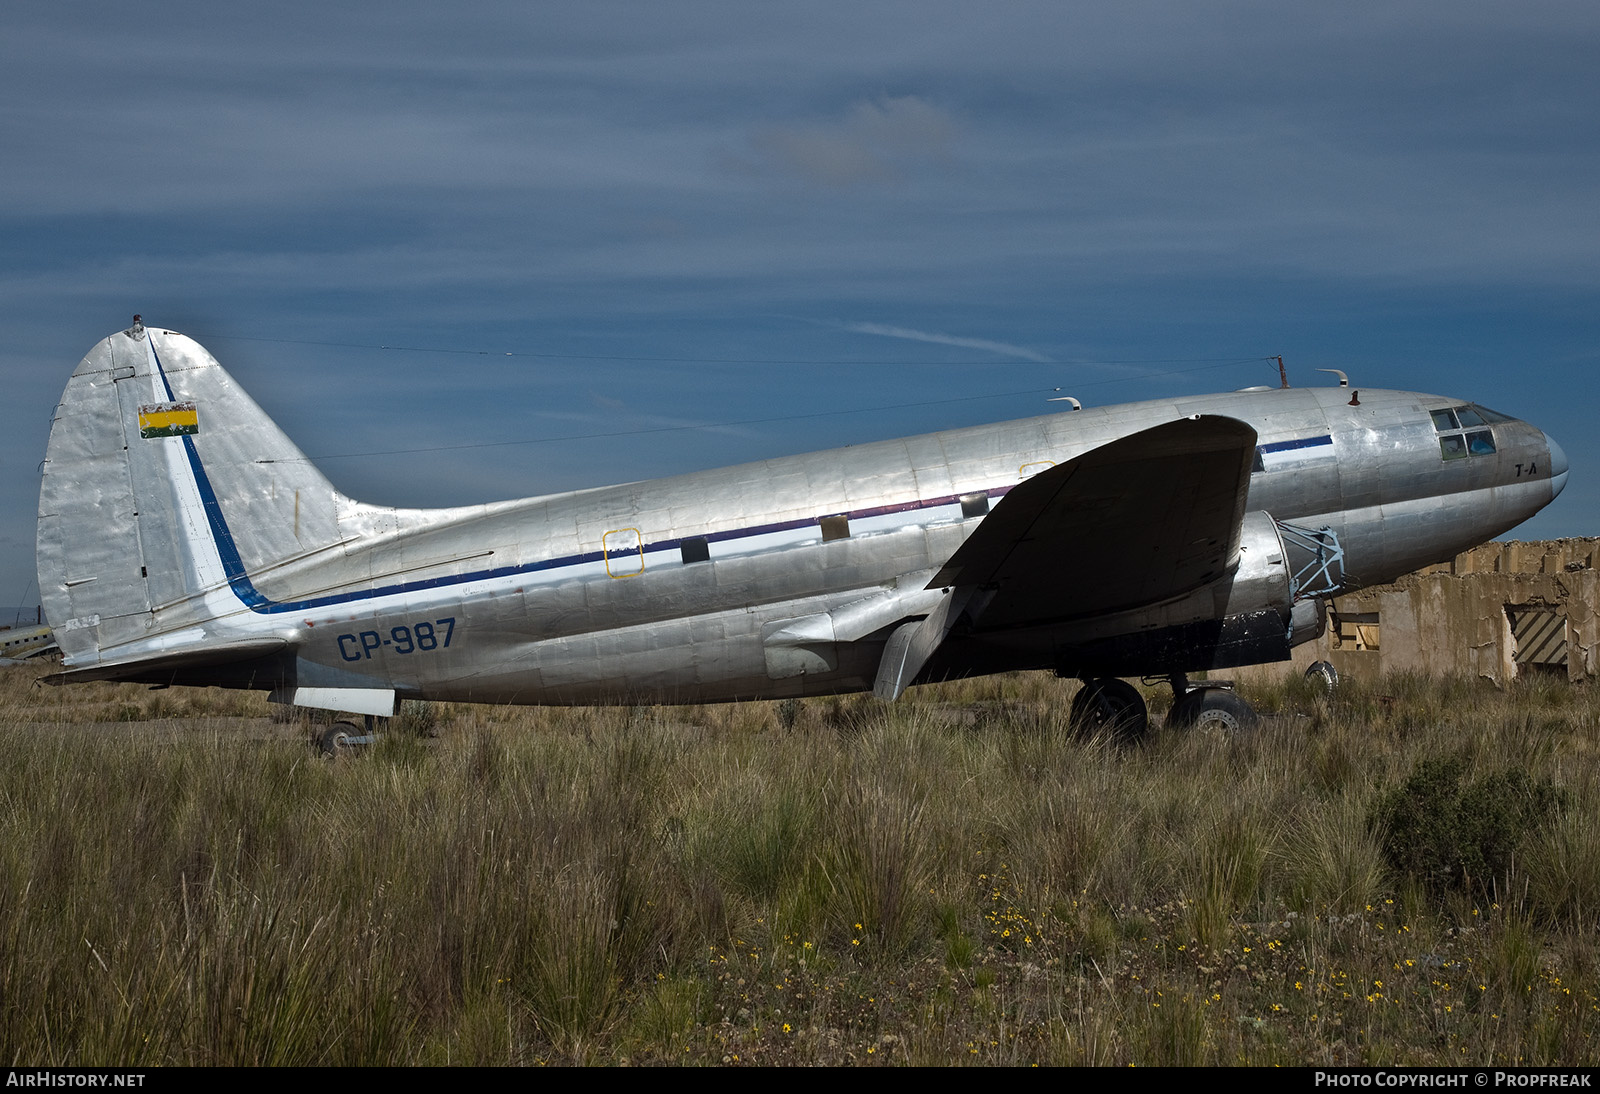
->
[1069,678,1149,743]
[316,720,362,756]
[1166,688,1258,733]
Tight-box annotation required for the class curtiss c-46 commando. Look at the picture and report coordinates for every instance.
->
[37,320,1567,745]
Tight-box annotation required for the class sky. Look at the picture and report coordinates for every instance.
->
[2,1,1596,613]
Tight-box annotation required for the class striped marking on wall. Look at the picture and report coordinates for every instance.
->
[1509,607,1567,666]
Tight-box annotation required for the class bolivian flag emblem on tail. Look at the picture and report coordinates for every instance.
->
[138,401,199,439]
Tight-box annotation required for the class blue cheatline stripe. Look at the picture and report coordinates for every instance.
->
[1259,434,1332,454]
[148,342,1014,617]
[151,342,177,401]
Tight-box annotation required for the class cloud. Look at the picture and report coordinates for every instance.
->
[753,96,957,186]
[844,322,1051,363]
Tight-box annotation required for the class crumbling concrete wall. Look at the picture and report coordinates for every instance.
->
[1237,538,1600,686]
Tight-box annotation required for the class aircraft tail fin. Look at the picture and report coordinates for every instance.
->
[37,321,352,667]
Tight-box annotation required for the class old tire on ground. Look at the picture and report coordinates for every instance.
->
[1166,688,1259,733]
[1305,660,1339,697]
[1068,678,1149,743]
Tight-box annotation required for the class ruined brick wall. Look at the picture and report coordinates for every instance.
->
[1238,538,1600,685]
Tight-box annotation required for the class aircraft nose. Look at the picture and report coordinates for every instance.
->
[1546,431,1568,500]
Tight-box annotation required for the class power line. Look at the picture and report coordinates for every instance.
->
[210,331,1268,370]
[274,356,1271,463]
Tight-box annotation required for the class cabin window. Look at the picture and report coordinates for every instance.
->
[819,515,850,541]
[960,492,990,518]
[680,536,710,564]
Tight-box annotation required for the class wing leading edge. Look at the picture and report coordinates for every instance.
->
[932,414,1260,631]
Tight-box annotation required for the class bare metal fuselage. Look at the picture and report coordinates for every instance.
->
[239,390,1559,704]
[37,329,1565,711]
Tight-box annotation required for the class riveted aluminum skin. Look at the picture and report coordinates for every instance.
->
[37,327,1565,711]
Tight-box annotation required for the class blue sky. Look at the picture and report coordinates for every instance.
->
[3,1,1596,612]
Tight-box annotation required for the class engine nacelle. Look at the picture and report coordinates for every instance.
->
[1050,510,1314,677]
[1218,510,1294,618]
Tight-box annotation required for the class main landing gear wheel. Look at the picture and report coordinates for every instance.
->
[1069,678,1149,744]
[1166,687,1259,734]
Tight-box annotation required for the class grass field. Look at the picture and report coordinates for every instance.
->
[0,663,1596,1066]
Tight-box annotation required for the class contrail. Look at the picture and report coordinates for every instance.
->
[845,322,1052,363]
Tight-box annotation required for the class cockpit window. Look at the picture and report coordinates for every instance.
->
[1474,405,1518,424]
[1431,404,1499,461]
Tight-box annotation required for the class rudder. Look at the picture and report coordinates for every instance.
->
[37,320,350,666]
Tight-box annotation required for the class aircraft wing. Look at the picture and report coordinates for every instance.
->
[930,415,1259,631]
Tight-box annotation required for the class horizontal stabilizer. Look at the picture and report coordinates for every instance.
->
[44,638,289,685]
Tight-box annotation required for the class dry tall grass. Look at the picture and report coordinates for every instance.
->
[0,663,1596,1065]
